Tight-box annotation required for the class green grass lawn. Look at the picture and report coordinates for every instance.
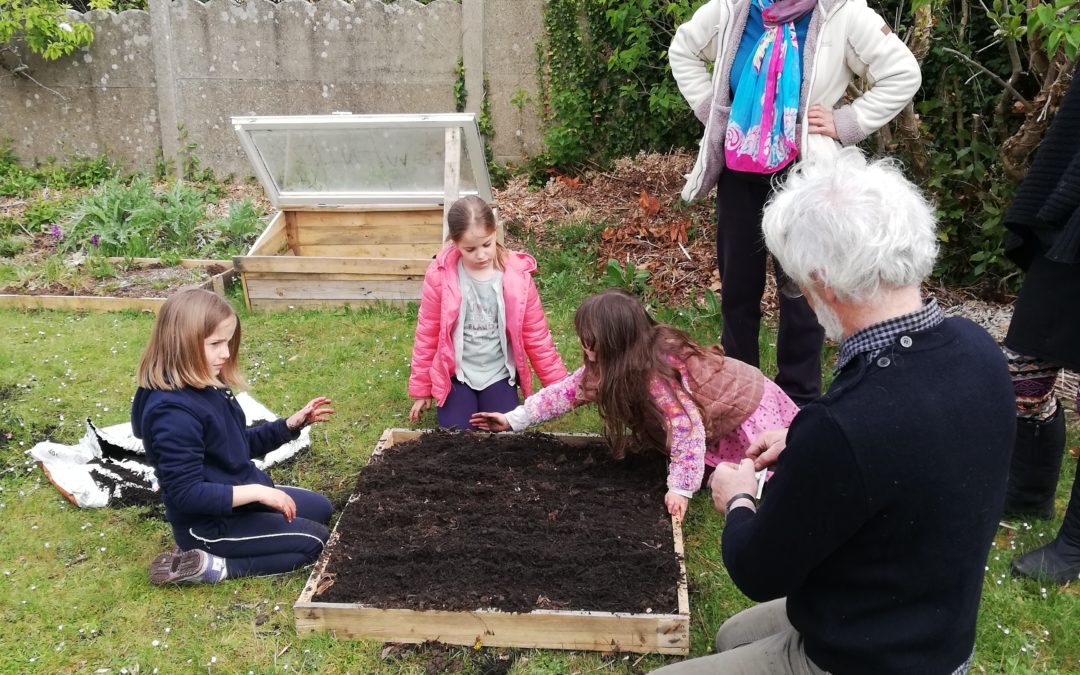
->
[1,274,1079,673]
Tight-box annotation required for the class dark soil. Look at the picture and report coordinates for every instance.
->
[314,430,681,615]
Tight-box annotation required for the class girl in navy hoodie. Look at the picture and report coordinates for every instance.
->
[133,288,335,584]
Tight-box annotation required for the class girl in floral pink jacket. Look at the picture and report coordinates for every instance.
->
[472,289,798,520]
[408,196,567,430]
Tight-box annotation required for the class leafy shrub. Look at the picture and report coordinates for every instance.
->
[22,198,73,232]
[56,176,262,260]
[198,199,263,257]
[0,0,103,61]
[62,177,209,258]
[0,234,31,258]
[535,0,701,175]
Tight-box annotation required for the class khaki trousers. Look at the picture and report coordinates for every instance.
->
[652,599,828,675]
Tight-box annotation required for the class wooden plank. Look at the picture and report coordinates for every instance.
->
[299,244,443,259]
[293,605,689,655]
[241,272,422,282]
[0,294,163,313]
[293,428,690,655]
[247,211,288,256]
[294,223,443,247]
[103,257,233,270]
[292,209,443,229]
[249,297,410,311]
[281,204,445,213]
[233,256,431,276]
[284,211,301,256]
[245,278,421,301]
[240,269,253,311]
[210,268,237,297]
[443,127,461,242]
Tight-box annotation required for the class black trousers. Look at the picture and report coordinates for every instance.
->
[715,169,824,406]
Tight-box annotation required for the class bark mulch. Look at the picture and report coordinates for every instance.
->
[313,430,682,615]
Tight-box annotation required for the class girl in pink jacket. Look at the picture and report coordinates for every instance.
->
[471,289,799,521]
[408,196,568,430]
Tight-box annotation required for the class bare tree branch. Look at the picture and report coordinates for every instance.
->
[0,44,69,101]
[942,47,1031,110]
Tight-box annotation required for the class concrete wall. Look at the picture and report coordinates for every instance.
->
[0,0,544,178]
[0,10,160,167]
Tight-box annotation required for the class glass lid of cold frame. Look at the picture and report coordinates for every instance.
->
[231,113,493,208]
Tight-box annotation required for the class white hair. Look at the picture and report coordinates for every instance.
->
[761,148,938,304]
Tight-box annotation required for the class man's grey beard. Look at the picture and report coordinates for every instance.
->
[807,290,846,342]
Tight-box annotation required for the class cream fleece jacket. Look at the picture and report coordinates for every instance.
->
[669,0,921,201]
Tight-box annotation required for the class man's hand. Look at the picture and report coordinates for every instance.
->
[746,428,788,471]
[665,491,689,521]
[710,458,759,514]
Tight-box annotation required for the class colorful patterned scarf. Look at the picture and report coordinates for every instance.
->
[725,0,817,173]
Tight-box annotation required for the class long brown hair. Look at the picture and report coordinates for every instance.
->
[137,288,246,390]
[446,195,506,270]
[574,289,707,458]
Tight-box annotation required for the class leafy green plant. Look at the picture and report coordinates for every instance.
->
[62,177,210,258]
[21,197,72,233]
[84,251,117,280]
[603,257,650,295]
[198,199,263,257]
[0,0,107,61]
[535,0,701,175]
[1028,0,1080,61]
[869,0,1077,291]
[0,234,30,257]
[62,176,156,256]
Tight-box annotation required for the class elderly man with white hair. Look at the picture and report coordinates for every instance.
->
[654,149,1015,675]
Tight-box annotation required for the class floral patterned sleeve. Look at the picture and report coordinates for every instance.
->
[523,366,589,425]
[651,363,707,495]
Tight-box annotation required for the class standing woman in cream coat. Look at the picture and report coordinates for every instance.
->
[670,0,920,406]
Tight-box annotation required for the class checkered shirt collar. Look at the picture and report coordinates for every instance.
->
[835,297,945,372]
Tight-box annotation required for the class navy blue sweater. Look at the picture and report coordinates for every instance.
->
[722,317,1014,674]
[131,386,297,530]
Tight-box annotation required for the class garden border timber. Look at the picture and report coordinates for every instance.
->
[0,258,235,313]
[293,428,691,655]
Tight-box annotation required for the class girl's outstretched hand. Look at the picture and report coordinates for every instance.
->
[665,491,689,521]
[469,412,509,432]
[409,397,434,422]
[287,396,335,432]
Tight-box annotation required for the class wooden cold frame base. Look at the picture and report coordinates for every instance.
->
[294,429,691,655]
[235,206,461,311]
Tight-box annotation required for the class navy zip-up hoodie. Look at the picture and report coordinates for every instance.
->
[131,386,297,529]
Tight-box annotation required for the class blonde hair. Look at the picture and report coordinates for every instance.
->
[137,288,246,390]
[446,195,506,270]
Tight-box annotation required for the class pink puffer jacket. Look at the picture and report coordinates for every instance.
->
[408,245,568,406]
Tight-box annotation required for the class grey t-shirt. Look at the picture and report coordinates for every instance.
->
[454,261,516,390]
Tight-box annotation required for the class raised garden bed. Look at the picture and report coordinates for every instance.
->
[294,428,690,655]
[0,257,234,312]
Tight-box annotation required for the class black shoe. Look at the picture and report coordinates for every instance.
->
[1011,539,1080,585]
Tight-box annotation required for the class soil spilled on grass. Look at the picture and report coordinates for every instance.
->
[314,430,681,614]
